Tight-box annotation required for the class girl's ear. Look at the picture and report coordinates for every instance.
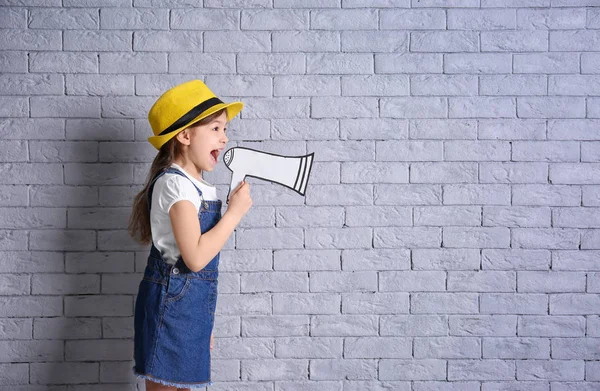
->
[175,129,190,146]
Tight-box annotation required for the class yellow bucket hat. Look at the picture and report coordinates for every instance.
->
[147,79,243,150]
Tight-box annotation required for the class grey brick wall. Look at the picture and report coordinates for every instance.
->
[0,0,599,390]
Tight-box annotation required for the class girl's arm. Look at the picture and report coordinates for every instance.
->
[169,200,242,273]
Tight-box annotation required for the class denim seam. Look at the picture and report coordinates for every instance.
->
[157,278,169,330]
[142,276,166,286]
[146,283,165,374]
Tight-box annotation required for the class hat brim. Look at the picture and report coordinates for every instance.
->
[148,101,243,150]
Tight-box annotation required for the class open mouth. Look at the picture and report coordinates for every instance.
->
[210,149,220,164]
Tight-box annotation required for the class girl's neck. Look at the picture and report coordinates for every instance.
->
[171,158,203,182]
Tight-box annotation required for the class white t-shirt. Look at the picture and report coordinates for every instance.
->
[150,163,218,265]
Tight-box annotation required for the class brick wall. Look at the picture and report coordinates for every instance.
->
[0,0,599,390]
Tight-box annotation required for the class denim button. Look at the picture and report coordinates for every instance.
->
[172,267,179,275]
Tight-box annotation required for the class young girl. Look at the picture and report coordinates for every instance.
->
[128,80,253,390]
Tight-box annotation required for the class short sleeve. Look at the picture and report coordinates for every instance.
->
[157,175,201,213]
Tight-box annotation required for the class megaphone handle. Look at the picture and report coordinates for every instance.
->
[227,171,246,204]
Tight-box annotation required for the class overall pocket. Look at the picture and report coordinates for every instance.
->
[165,274,191,303]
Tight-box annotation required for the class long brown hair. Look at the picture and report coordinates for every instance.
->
[128,107,228,245]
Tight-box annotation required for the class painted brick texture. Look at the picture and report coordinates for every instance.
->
[0,0,599,390]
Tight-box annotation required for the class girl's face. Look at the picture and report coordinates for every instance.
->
[176,111,229,172]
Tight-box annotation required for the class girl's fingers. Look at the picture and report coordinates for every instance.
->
[231,181,245,196]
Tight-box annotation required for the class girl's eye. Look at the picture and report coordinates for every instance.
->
[213,127,227,132]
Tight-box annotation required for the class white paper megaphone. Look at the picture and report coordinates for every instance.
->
[222,147,314,203]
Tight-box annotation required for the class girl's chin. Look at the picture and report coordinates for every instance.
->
[206,159,218,170]
[208,154,218,168]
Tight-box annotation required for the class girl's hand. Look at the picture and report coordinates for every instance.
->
[227,180,253,219]
[210,331,214,350]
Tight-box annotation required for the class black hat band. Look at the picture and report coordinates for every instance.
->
[158,96,224,136]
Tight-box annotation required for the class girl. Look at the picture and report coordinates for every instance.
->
[128,80,253,390]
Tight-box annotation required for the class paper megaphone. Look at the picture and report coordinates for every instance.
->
[223,147,314,203]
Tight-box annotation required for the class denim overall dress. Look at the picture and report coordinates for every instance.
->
[132,167,221,388]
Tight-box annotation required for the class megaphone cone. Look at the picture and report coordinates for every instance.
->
[223,147,314,203]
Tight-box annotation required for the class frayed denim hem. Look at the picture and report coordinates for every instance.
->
[132,366,213,388]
